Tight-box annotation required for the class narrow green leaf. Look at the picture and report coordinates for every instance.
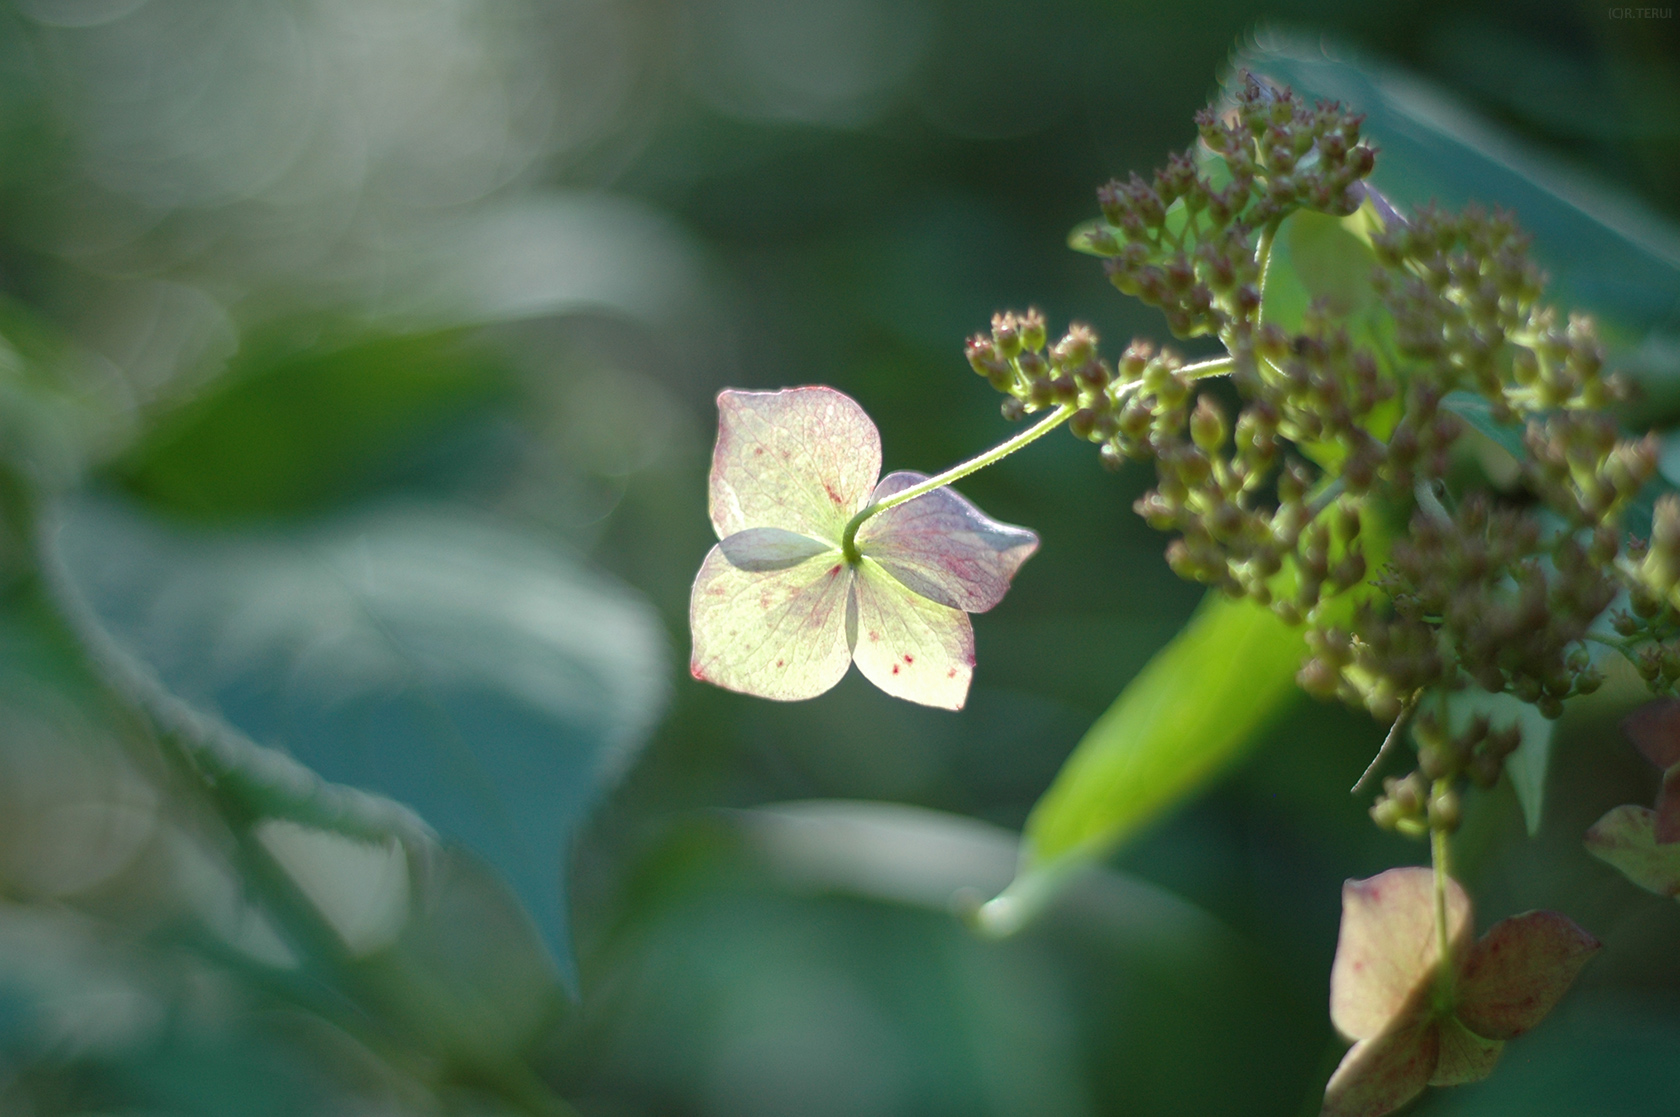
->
[977,594,1303,934]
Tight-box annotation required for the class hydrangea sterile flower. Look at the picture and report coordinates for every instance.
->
[689,387,1038,710]
[1323,867,1600,1117]
[1583,699,1680,898]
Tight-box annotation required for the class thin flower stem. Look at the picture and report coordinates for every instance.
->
[1430,790,1456,1009]
[841,403,1074,562]
[1351,693,1417,794]
[1180,355,1235,380]
[1254,217,1282,314]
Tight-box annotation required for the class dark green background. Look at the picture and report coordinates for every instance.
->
[0,1,1676,1114]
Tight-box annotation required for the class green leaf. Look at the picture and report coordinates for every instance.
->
[1262,208,1384,334]
[1446,687,1554,836]
[115,323,514,519]
[977,594,1303,934]
[1440,392,1529,462]
[52,493,670,983]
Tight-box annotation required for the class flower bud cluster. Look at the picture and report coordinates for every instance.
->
[1075,74,1376,341]
[1602,496,1680,694]
[1373,205,1614,415]
[1369,770,1465,837]
[966,313,1193,469]
[973,77,1675,822]
[1299,493,1614,729]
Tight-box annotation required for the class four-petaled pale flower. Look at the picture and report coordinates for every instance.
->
[689,387,1037,710]
[1323,867,1600,1117]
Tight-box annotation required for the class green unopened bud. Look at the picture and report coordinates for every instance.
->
[991,312,1023,359]
[1190,395,1228,453]
[1019,308,1047,352]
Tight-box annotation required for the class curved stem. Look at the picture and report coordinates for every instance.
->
[841,403,1074,562]
[1351,693,1417,794]
[1180,355,1235,381]
[1254,217,1283,320]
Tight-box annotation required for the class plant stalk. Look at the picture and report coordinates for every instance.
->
[841,402,1073,562]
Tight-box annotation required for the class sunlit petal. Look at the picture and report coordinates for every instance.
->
[1329,867,1471,1042]
[690,543,854,701]
[855,471,1038,612]
[1428,1017,1502,1086]
[1321,1018,1438,1117]
[708,388,881,542]
[1455,910,1601,1041]
[850,558,974,710]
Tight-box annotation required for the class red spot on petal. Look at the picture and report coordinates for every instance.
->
[824,481,843,504]
[776,659,784,668]
[868,630,880,641]
[946,668,956,678]
[903,654,914,664]
[891,665,900,674]
[753,447,764,456]
[829,565,842,576]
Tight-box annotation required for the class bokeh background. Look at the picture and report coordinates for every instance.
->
[1,1,1678,1114]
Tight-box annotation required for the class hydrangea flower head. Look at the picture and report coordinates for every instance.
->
[1323,867,1600,1117]
[689,387,1037,710]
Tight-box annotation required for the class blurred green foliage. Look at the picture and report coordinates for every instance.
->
[0,1,1678,1115]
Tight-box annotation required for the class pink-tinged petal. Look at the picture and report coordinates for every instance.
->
[1455,910,1600,1041]
[709,388,882,542]
[851,558,974,710]
[1321,1019,1438,1117]
[1656,764,1680,844]
[1585,804,1680,899]
[1330,867,1472,1042]
[853,472,1039,612]
[1429,1016,1503,1086]
[1620,699,1680,769]
[690,542,853,702]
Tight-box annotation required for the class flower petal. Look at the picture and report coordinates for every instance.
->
[1657,764,1680,844]
[850,558,974,710]
[1429,1016,1503,1086]
[1455,910,1600,1041]
[718,527,835,572]
[1330,867,1472,1042]
[1321,1019,1438,1117]
[854,471,1039,612]
[709,388,881,542]
[689,542,853,701]
[1620,698,1680,769]
[1585,803,1680,898]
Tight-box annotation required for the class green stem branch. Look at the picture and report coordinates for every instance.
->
[1430,790,1456,1009]
[1254,218,1282,316]
[841,403,1074,562]
[1179,355,1236,380]
[1351,693,1417,794]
